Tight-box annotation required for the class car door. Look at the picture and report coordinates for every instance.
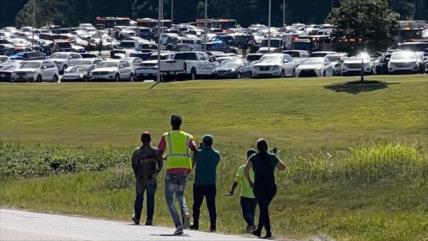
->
[47,62,58,79]
[282,54,294,76]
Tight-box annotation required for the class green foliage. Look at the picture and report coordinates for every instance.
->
[326,0,400,54]
[0,142,128,178]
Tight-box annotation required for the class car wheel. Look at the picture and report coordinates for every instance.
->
[36,75,42,82]
[115,74,120,82]
[129,73,134,81]
[53,75,58,82]
[281,69,285,78]
[190,68,197,80]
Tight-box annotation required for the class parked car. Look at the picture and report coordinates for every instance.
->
[388,51,425,74]
[295,57,333,77]
[0,55,9,63]
[62,65,96,81]
[166,51,218,80]
[9,51,46,61]
[325,53,347,75]
[252,53,296,77]
[213,58,245,79]
[310,51,337,57]
[282,50,310,58]
[135,52,175,81]
[0,61,22,81]
[376,52,392,74]
[341,56,374,76]
[12,60,59,82]
[90,60,134,81]
[49,52,82,74]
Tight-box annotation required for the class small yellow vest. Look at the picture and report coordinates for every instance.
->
[163,130,193,171]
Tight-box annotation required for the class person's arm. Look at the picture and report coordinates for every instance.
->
[155,149,163,173]
[244,161,254,188]
[157,136,166,158]
[227,182,238,196]
[188,137,197,152]
[131,149,139,177]
[276,157,285,171]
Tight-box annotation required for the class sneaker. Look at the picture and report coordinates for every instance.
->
[182,212,190,229]
[246,225,255,233]
[174,227,184,235]
[209,227,216,232]
[145,220,153,226]
[132,215,139,225]
[189,224,199,230]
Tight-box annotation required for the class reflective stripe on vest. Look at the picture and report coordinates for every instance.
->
[165,131,192,171]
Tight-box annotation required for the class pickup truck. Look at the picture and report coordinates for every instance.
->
[160,51,218,80]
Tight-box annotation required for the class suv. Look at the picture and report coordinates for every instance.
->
[49,52,82,74]
[12,60,59,82]
[90,60,134,81]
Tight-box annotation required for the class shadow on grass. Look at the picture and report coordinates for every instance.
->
[325,80,398,95]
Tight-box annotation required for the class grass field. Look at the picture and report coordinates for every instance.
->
[0,75,427,241]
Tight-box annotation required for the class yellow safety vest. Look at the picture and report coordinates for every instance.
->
[164,130,193,171]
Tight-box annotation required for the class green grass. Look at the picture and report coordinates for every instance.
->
[0,75,427,241]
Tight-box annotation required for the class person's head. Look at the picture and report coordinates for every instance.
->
[202,134,213,147]
[256,138,268,153]
[170,114,182,130]
[140,131,151,144]
[247,148,257,159]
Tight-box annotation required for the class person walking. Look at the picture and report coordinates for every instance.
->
[227,148,257,233]
[158,114,197,235]
[131,131,163,226]
[244,139,285,239]
[190,134,221,232]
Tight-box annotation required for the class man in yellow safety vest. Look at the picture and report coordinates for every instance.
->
[158,114,197,236]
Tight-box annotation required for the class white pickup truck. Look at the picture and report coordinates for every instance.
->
[160,51,218,80]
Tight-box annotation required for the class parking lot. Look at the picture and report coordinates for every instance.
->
[1,18,427,83]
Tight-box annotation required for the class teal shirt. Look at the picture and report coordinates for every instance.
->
[194,146,220,186]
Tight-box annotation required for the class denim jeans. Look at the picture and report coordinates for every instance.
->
[134,182,157,223]
[192,184,217,229]
[165,173,188,228]
[240,196,257,227]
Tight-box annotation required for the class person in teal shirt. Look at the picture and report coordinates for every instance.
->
[190,134,220,232]
[227,148,257,233]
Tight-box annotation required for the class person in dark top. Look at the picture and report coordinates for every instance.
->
[131,131,163,226]
[190,134,221,232]
[244,138,285,239]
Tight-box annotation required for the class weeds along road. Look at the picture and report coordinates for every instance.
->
[0,209,262,241]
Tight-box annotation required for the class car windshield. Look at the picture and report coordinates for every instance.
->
[68,66,89,73]
[174,53,197,60]
[149,55,170,60]
[261,40,281,48]
[391,52,415,60]
[20,62,41,69]
[326,55,342,62]
[302,58,323,65]
[50,53,68,59]
[259,55,282,63]
[98,62,118,68]
[220,59,243,68]
[74,60,93,65]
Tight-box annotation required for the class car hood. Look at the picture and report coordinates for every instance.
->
[63,72,84,76]
[92,67,118,72]
[297,64,323,70]
[389,59,416,64]
[15,68,38,72]
[49,58,67,63]
[254,62,281,67]
[215,66,237,71]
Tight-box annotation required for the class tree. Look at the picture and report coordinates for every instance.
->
[326,0,399,55]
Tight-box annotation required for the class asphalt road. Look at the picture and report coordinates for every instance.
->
[0,209,258,241]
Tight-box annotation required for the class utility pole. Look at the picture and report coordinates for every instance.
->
[331,0,334,11]
[268,0,271,52]
[282,0,286,27]
[156,0,163,84]
[203,0,208,51]
[32,0,36,49]
[171,0,174,23]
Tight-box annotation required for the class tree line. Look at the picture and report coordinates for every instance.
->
[0,0,427,28]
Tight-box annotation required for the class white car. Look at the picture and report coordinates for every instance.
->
[49,52,83,74]
[12,60,59,82]
[90,60,134,81]
[388,51,424,74]
[252,53,296,77]
[341,56,374,76]
[135,52,175,81]
[325,53,347,75]
[295,57,333,77]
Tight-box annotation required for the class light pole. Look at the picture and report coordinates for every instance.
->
[32,0,36,49]
[331,0,334,11]
[282,0,286,27]
[203,0,208,51]
[156,0,164,83]
[268,0,271,52]
[171,0,174,23]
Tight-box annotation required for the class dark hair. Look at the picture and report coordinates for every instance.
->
[256,138,268,153]
[170,114,182,127]
[247,148,257,158]
[141,131,151,143]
